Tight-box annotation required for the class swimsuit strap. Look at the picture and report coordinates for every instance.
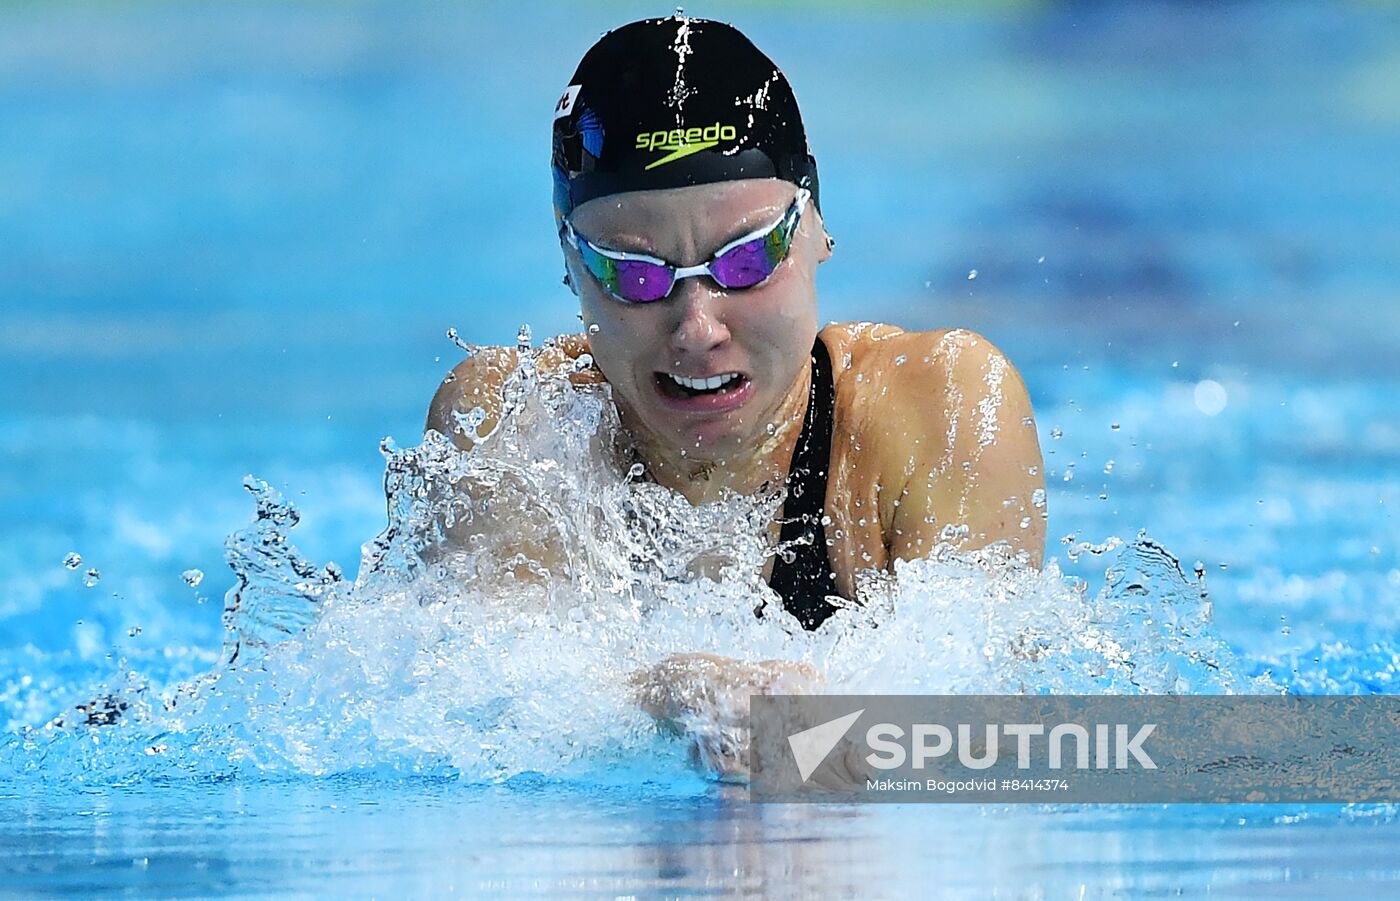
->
[764,335,840,630]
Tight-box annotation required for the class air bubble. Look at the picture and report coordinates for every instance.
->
[181,569,204,588]
[83,568,101,587]
[1050,427,1063,440]
[63,552,82,570]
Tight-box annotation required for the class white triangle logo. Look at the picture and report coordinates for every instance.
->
[787,708,865,782]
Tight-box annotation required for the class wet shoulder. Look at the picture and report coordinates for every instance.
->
[425,333,603,451]
[821,322,1026,475]
[822,322,1014,409]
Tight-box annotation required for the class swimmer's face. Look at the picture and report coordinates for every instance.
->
[564,178,831,456]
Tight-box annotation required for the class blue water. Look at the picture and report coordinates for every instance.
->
[3,0,1400,895]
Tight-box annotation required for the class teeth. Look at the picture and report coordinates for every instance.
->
[668,372,740,391]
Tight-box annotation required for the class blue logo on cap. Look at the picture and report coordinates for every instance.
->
[578,106,605,158]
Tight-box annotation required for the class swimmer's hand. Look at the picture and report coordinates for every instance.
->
[628,652,823,783]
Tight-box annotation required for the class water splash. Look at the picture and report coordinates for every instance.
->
[9,337,1270,786]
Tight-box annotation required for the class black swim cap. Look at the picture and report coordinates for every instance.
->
[551,16,820,222]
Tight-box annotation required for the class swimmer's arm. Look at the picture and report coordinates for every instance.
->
[421,336,596,575]
[425,346,516,452]
[424,335,597,451]
[886,330,1047,567]
[630,653,823,782]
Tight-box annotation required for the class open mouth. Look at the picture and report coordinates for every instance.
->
[655,371,749,400]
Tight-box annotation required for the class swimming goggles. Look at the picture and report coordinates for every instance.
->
[562,188,810,303]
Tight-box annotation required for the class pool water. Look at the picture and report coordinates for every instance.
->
[3,0,1399,896]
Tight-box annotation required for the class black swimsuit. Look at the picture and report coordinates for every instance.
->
[762,336,841,630]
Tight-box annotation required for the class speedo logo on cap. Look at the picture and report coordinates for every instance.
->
[635,123,739,170]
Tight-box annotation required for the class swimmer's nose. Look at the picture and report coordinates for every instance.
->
[667,278,730,355]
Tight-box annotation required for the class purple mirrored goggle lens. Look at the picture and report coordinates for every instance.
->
[607,257,674,303]
[566,188,809,304]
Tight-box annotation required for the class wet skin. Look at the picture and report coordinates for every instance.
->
[429,178,1046,595]
[426,178,1047,777]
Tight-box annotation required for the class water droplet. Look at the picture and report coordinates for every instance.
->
[453,406,488,440]
[967,269,978,280]
[574,353,594,371]
[63,552,82,570]
[1031,488,1046,508]
[1050,427,1063,440]
[1062,464,1075,483]
[1028,466,1039,476]
[1103,460,1115,474]
[83,568,101,587]
[938,523,970,543]
[1110,422,1120,431]
[1019,517,1031,529]
[765,422,776,435]
[1036,255,1045,264]
[181,568,204,588]
[442,371,456,384]
[894,355,907,366]
[587,323,601,335]
[446,327,474,354]
[127,626,142,637]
